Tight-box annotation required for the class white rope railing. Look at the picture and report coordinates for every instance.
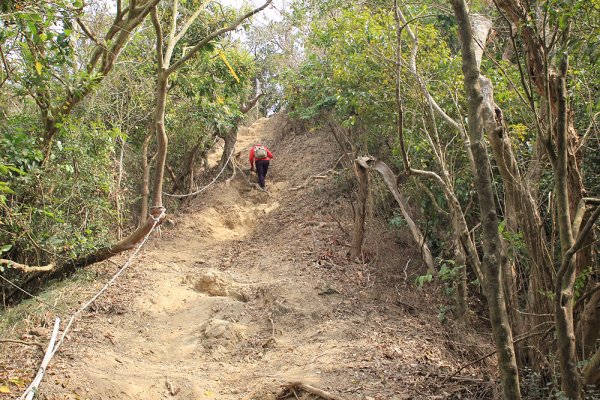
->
[163,145,236,199]
[20,208,166,400]
[21,318,60,400]
[0,274,55,309]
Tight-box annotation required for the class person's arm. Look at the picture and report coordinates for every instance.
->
[267,148,273,159]
[249,147,255,170]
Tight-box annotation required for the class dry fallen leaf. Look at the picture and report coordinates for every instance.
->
[9,377,25,387]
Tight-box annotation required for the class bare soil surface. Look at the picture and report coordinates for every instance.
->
[1,115,497,399]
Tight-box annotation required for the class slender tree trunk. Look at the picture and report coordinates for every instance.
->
[152,71,169,209]
[41,116,58,163]
[219,127,237,172]
[139,133,153,227]
[404,166,483,285]
[351,161,368,259]
[483,57,553,366]
[217,93,264,171]
[583,347,600,387]
[451,1,521,398]
[116,137,125,240]
[454,237,468,321]
[580,284,600,358]
[554,56,582,399]
[181,141,201,193]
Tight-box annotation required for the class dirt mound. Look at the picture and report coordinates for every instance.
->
[194,269,250,302]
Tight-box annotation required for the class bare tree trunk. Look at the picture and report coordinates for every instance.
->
[454,236,468,321]
[116,137,125,240]
[218,127,238,172]
[554,56,582,399]
[451,1,521,398]
[356,157,436,275]
[182,141,201,193]
[583,347,600,387]
[217,93,264,171]
[580,284,600,358]
[350,161,368,259]
[152,71,169,209]
[480,47,553,365]
[139,133,153,227]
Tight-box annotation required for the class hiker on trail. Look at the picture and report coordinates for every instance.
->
[249,143,273,189]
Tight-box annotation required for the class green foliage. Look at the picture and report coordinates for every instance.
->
[0,116,44,170]
[165,44,257,188]
[0,116,117,267]
[498,220,526,263]
[438,259,461,282]
[0,1,98,110]
[574,267,593,301]
[175,46,256,133]
[388,213,407,229]
[415,273,433,288]
[437,304,453,323]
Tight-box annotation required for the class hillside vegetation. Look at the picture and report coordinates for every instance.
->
[1,1,599,399]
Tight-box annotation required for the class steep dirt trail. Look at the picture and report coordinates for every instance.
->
[38,116,478,400]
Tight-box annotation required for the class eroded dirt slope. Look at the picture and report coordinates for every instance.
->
[20,115,494,400]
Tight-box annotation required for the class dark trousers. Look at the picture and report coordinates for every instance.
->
[255,159,270,188]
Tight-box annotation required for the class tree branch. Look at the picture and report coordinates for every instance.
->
[1,259,55,273]
[173,0,211,45]
[241,92,264,113]
[75,17,101,46]
[151,7,164,70]
[168,0,272,74]
[163,0,179,66]
[0,338,44,351]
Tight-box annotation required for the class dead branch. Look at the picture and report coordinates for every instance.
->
[165,379,180,396]
[279,382,348,400]
[0,338,44,351]
[0,259,55,273]
[439,323,554,385]
[290,172,332,191]
[290,155,345,192]
[330,214,350,237]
